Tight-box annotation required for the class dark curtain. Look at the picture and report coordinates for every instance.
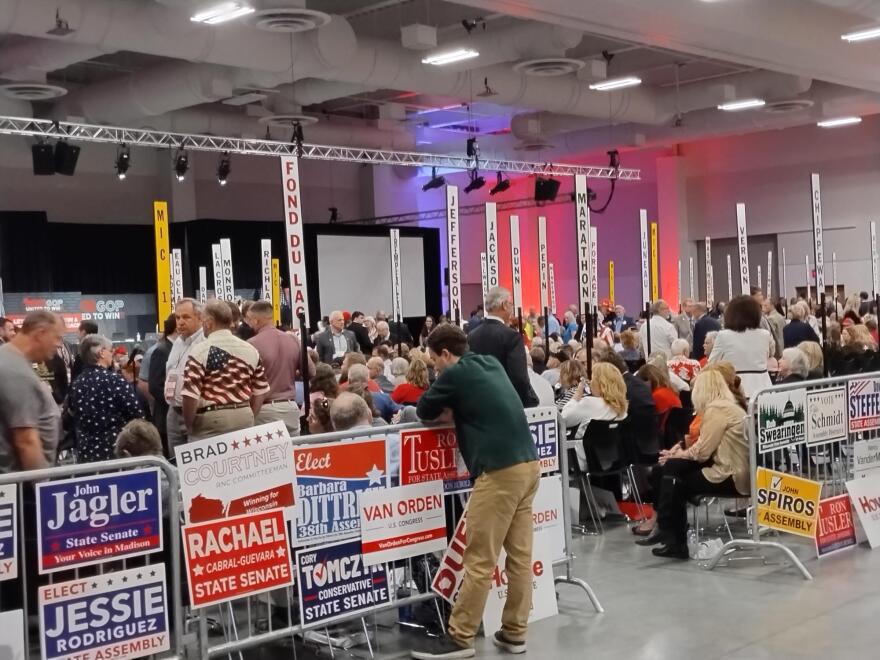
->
[0,212,53,291]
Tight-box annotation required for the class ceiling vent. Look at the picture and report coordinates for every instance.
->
[258,113,319,127]
[512,58,585,77]
[223,87,279,106]
[514,140,555,152]
[763,99,814,114]
[249,7,330,32]
[0,82,67,101]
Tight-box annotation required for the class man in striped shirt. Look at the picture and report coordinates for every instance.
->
[181,300,270,440]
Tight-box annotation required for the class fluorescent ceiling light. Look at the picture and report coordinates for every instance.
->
[421,49,479,66]
[191,2,255,25]
[717,98,765,111]
[817,116,862,128]
[842,26,880,42]
[589,76,642,91]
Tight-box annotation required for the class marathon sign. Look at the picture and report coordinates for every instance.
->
[39,565,170,660]
[399,427,471,493]
[756,468,822,538]
[528,406,558,473]
[848,377,880,432]
[0,485,18,581]
[296,538,391,626]
[183,508,293,608]
[36,470,163,574]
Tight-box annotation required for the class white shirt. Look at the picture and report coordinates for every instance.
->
[638,315,678,358]
[164,329,205,406]
[528,369,555,408]
[561,396,627,470]
[708,328,773,399]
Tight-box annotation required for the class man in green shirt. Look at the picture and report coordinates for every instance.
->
[412,325,539,659]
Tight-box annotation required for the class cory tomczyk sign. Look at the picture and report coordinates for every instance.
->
[36,469,162,574]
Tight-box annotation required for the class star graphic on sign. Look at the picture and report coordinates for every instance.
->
[366,464,385,485]
[0,490,6,498]
[91,582,98,589]
[254,433,263,444]
[275,430,284,439]
[150,570,156,577]
[51,541,60,552]
[243,436,252,447]
[106,579,114,586]
[122,576,129,583]
[231,440,240,450]
[144,525,152,535]
[137,573,143,580]
[276,545,286,558]
[193,564,204,576]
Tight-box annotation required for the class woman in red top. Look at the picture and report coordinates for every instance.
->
[391,357,429,405]
[636,363,682,418]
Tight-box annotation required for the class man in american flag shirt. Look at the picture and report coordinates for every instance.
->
[181,300,270,440]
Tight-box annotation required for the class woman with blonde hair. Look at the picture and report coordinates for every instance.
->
[797,340,824,379]
[390,356,409,385]
[636,369,750,558]
[555,358,587,412]
[391,356,429,405]
[842,323,876,353]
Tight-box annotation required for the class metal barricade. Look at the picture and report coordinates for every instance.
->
[706,371,880,580]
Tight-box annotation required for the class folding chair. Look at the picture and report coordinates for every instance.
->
[663,407,696,450]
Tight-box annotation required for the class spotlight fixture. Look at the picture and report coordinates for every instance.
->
[489,171,510,195]
[466,136,479,158]
[115,144,130,180]
[588,76,642,91]
[422,167,446,192]
[173,149,189,182]
[422,48,480,66]
[842,26,880,42]
[534,176,560,203]
[217,152,231,185]
[817,116,862,128]
[464,169,485,194]
[191,2,255,25]
[717,98,765,111]
[607,149,620,170]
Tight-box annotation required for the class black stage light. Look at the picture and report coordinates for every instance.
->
[464,170,485,193]
[32,142,54,175]
[466,136,478,158]
[534,176,560,202]
[422,167,446,192]
[115,144,130,180]
[608,149,620,170]
[217,152,231,186]
[174,149,189,182]
[54,140,80,175]
[489,171,510,195]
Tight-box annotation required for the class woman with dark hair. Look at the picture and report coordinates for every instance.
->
[419,316,435,348]
[708,295,773,399]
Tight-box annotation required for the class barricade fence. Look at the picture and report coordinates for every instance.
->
[706,370,880,579]
[0,406,600,660]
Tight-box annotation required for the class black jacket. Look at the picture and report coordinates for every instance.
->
[783,319,820,348]
[692,314,722,360]
[348,321,373,355]
[467,319,537,407]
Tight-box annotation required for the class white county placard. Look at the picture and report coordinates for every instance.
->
[359,481,446,566]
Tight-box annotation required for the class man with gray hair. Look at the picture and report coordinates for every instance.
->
[165,298,206,448]
[347,363,400,421]
[468,286,537,407]
[315,310,357,364]
[329,391,373,431]
[638,299,678,359]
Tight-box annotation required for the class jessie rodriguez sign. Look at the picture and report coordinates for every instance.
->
[36,469,162,574]
[528,407,558,473]
[756,468,822,538]
[39,565,169,660]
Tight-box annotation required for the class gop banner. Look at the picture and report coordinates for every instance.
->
[175,421,295,524]
[295,538,391,627]
[36,469,163,574]
[527,406,559,473]
[183,508,294,609]
[0,484,18,581]
[399,426,471,493]
[292,437,388,546]
[39,564,170,660]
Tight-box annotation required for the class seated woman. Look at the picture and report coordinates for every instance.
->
[797,340,824,379]
[561,362,628,471]
[618,329,643,369]
[636,363,682,426]
[667,339,701,384]
[391,357,429,405]
[555,359,587,412]
[636,369,750,559]
[776,347,810,384]
[842,323,876,354]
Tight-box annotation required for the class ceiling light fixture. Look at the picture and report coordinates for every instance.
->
[489,171,510,195]
[422,167,446,192]
[717,98,766,111]
[589,76,642,91]
[817,116,862,128]
[421,48,480,66]
[191,2,255,25]
[174,149,189,182]
[217,152,231,185]
[115,144,130,180]
[842,26,880,42]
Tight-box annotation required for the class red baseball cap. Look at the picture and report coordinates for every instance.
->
[342,311,352,322]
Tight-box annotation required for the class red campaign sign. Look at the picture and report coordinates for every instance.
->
[183,509,294,609]
[815,494,857,558]
[399,427,472,493]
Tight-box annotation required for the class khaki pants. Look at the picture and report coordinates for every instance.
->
[191,406,254,440]
[448,460,540,647]
[255,400,301,437]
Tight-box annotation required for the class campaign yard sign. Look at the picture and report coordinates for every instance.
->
[359,481,447,566]
[183,508,294,608]
[846,474,880,549]
[806,387,847,447]
[292,437,388,546]
[0,484,17,581]
[175,421,294,524]
[756,468,822,538]
[757,388,807,454]
[295,538,391,627]
[39,564,170,660]
[36,469,162,574]
[848,377,880,432]
[399,427,471,493]
[815,495,857,558]
[853,439,880,479]
[528,407,558,473]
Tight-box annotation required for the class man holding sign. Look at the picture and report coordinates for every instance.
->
[412,324,539,659]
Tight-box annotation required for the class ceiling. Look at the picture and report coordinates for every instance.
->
[1,0,880,162]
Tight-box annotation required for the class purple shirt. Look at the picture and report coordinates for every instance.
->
[248,326,314,401]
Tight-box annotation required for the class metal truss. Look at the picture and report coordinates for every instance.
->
[0,115,640,179]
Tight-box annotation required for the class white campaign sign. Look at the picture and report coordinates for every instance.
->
[575,175,592,313]
[806,387,847,447]
[736,202,750,294]
[510,215,522,311]
[854,439,880,480]
[705,237,714,307]
[757,265,762,290]
[0,484,18,581]
[446,186,462,323]
[806,254,812,302]
[211,243,222,300]
[767,251,773,300]
[170,249,184,304]
[0,609,24,660]
[832,251,838,301]
[359,481,447,566]
[219,238,235,301]
[639,210,650,307]
[389,229,403,321]
[480,252,488,307]
[260,239,272,301]
[726,254,733,302]
[872,222,879,295]
[538,215,549,310]
[590,225,599,307]
[548,263,557,314]
[485,203,499,289]
[198,266,207,304]
[280,156,310,328]
[810,173,825,291]
[846,474,880,548]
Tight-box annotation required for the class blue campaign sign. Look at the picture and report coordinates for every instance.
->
[0,485,17,581]
[39,564,169,660]
[528,407,559,473]
[36,468,163,574]
[296,538,391,626]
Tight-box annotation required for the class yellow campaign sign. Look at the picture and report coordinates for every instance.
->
[153,201,172,324]
[608,261,615,305]
[650,221,659,300]
[756,468,822,538]
[271,258,281,326]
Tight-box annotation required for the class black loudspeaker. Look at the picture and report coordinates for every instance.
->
[54,141,80,175]
[534,177,560,202]
[32,143,55,175]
